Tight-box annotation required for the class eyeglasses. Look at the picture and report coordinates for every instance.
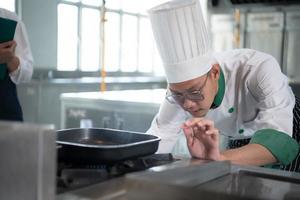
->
[166,73,209,105]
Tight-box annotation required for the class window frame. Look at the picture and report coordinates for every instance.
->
[57,0,157,75]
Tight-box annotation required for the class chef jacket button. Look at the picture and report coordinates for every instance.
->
[238,129,244,134]
[228,107,235,113]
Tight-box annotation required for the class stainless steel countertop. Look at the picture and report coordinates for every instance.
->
[57,159,300,200]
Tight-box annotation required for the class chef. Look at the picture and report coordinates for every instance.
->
[0,8,33,121]
[146,0,299,168]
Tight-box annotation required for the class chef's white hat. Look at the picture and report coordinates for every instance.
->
[148,0,213,83]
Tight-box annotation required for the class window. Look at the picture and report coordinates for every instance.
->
[0,0,15,12]
[80,8,100,71]
[105,12,120,71]
[120,14,138,72]
[138,18,154,73]
[57,4,78,71]
[57,0,164,75]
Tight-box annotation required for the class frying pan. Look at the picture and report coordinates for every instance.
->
[56,128,160,164]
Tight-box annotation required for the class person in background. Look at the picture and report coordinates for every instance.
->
[146,0,299,171]
[0,8,33,121]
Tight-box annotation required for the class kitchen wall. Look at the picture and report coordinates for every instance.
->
[207,0,300,96]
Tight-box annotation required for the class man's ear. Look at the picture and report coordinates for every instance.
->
[210,64,220,81]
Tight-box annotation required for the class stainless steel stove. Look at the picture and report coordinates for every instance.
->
[56,153,175,194]
[57,158,300,200]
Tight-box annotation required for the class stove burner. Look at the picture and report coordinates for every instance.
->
[57,154,175,193]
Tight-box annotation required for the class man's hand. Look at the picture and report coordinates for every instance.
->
[182,118,221,161]
[0,40,19,72]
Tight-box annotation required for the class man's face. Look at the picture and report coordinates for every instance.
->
[168,65,219,117]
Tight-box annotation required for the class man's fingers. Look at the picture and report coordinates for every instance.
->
[192,126,200,135]
[205,128,219,135]
[0,41,14,48]
[183,118,218,142]
[10,41,17,50]
[183,117,203,127]
[184,118,214,129]
[193,128,219,141]
[196,120,214,130]
[183,127,194,137]
[182,126,194,146]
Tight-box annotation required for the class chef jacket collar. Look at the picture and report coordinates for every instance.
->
[211,68,225,109]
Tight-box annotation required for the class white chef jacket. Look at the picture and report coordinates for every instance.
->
[147,49,295,156]
[0,8,33,84]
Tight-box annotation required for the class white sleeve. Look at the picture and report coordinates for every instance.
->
[9,20,33,84]
[146,98,187,153]
[245,56,294,136]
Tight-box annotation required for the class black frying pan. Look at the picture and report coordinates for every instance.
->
[56,128,160,164]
